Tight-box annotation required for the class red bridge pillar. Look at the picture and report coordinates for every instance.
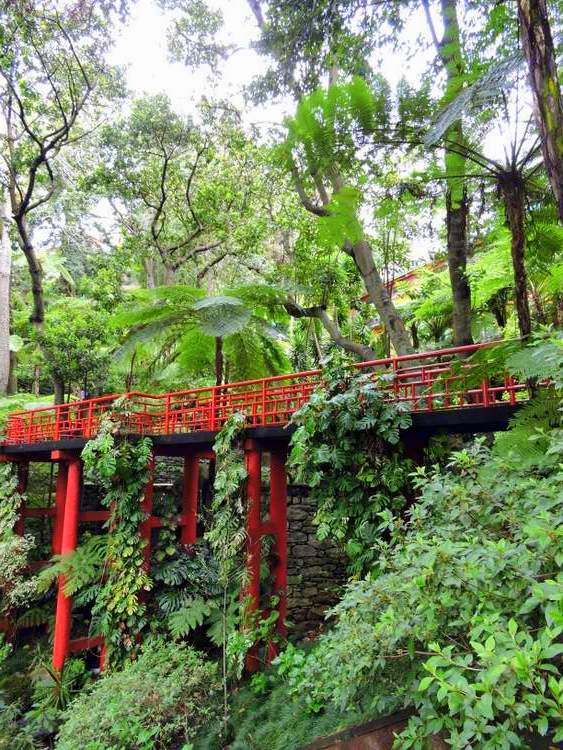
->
[244,439,262,672]
[51,452,81,672]
[269,448,288,642]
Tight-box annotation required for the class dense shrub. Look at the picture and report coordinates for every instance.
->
[278,432,563,748]
[56,640,221,750]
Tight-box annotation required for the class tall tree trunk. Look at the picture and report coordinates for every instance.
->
[0,191,12,394]
[53,376,65,406]
[440,0,473,346]
[518,0,563,221]
[7,351,17,395]
[32,365,41,396]
[446,185,473,345]
[13,213,45,327]
[215,336,224,386]
[500,175,532,338]
[145,257,156,289]
[351,240,414,354]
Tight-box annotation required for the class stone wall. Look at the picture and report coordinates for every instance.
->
[286,485,348,638]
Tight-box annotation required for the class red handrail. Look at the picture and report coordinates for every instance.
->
[3,341,528,446]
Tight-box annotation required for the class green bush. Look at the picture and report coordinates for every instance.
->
[56,640,221,750]
[279,432,563,748]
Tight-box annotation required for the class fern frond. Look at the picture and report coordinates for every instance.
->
[167,596,217,638]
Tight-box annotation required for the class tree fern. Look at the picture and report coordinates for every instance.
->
[113,284,289,387]
[37,534,107,598]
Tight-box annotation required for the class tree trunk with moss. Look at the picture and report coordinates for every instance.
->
[440,0,473,347]
[500,174,532,338]
[0,191,12,395]
[518,0,563,222]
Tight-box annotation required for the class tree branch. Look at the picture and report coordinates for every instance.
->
[285,301,375,359]
[291,164,330,217]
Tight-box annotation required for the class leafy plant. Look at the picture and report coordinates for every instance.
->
[56,639,221,750]
[277,429,563,748]
[288,360,413,573]
[80,404,153,666]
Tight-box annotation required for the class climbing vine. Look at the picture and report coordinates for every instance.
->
[80,400,153,665]
[206,412,248,580]
[0,462,25,539]
[0,462,39,619]
[288,364,413,574]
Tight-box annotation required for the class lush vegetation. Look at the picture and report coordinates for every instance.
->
[0,0,563,748]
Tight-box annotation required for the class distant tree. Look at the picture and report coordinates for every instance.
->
[0,0,123,329]
[38,299,111,403]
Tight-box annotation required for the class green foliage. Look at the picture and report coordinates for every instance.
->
[206,413,248,583]
[38,299,112,394]
[113,284,289,386]
[56,639,221,750]
[36,534,107,600]
[278,431,563,748]
[0,462,25,538]
[0,464,39,619]
[194,676,388,750]
[284,76,392,176]
[288,362,413,573]
[80,406,153,666]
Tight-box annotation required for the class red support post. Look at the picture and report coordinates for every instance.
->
[181,455,199,545]
[269,449,288,649]
[244,439,262,672]
[52,457,81,672]
[14,460,29,536]
[52,462,68,555]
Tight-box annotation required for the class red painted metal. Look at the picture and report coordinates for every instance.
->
[181,455,199,545]
[244,440,262,673]
[3,342,530,447]
[53,463,68,555]
[52,458,81,671]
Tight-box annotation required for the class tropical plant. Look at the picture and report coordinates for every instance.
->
[288,358,413,573]
[276,424,563,748]
[113,284,289,387]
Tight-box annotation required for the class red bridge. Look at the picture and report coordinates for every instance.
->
[0,342,531,675]
[4,342,524,447]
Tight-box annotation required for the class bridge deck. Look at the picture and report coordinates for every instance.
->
[2,342,525,451]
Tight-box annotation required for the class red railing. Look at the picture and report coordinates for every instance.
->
[4,342,527,446]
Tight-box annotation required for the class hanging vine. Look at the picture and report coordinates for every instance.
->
[0,462,25,539]
[80,400,153,665]
[288,363,414,574]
